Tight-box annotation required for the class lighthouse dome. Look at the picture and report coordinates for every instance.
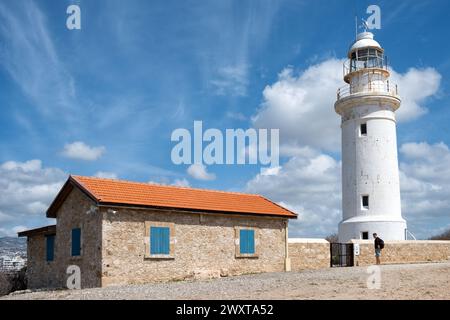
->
[348,32,382,57]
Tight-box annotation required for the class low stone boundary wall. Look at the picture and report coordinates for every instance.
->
[350,240,450,266]
[288,238,330,270]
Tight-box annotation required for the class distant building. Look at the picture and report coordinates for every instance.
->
[19,175,297,289]
[0,255,26,271]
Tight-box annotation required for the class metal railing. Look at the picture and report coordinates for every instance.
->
[344,54,389,78]
[406,229,417,241]
[337,80,399,101]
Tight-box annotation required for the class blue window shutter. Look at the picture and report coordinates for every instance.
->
[240,229,246,254]
[150,227,170,255]
[240,229,255,254]
[46,235,55,261]
[161,227,170,254]
[247,230,255,254]
[71,228,81,256]
[150,227,158,254]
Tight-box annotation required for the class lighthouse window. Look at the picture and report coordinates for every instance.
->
[361,231,369,240]
[360,123,367,136]
[362,195,369,209]
[358,49,369,58]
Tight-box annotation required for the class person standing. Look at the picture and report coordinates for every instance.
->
[373,233,384,265]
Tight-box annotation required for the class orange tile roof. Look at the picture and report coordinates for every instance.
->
[61,175,297,218]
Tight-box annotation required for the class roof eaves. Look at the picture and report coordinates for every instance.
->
[97,202,297,219]
[18,225,56,238]
[256,195,298,219]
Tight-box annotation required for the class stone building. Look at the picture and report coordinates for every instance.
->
[18,175,297,289]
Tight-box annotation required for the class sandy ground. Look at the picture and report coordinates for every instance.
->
[2,262,450,300]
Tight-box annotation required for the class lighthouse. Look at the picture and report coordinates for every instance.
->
[335,31,407,242]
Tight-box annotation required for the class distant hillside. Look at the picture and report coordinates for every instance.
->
[0,237,27,256]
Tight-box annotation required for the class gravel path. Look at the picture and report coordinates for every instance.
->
[2,262,450,300]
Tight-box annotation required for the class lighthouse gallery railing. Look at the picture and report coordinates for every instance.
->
[337,80,399,101]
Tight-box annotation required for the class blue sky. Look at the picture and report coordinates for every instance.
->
[1,0,450,239]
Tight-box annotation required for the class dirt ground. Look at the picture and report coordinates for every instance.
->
[2,262,449,300]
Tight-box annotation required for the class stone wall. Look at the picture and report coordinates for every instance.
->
[26,235,57,288]
[100,207,288,286]
[54,187,103,288]
[351,240,450,266]
[288,238,330,271]
[27,187,102,289]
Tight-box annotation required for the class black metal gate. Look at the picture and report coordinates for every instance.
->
[330,243,354,267]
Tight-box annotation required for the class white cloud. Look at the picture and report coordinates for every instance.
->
[0,210,13,223]
[94,171,118,179]
[399,141,450,235]
[172,178,191,187]
[1,159,42,172]
[187,164,216,181]
[0,159,66,235]
[246,150,342,237]
[252,60,441,152]
[26,201,48,215]
[0,225,28,238]
[260,166,281,176]
[399,142,450,226]
[210,64,249,96]
[245,141,450,239]
[252,60,344,152]
[390,68,441,121]
[148,177,191,187]
[62,141,106,161]
[12,225,27,234]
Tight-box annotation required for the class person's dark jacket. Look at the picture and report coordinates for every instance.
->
[374,237,384,249]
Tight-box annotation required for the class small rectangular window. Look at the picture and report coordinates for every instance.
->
[150,226,170,255]
[240,229,255,254]
[46,235,55,262]
[360,123,367,136]
[361,231,369,240]
[362,195,369,209]
[71,228,81,256]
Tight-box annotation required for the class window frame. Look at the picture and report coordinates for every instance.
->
[360,123,367,136]
[46,234,55,262]
[235,226,259,258]
[362,195,370,210]
[361,231,369,240]
[144,221,175,259]
[71,228,82,257]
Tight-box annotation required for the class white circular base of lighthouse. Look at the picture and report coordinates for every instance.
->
[338,219,407,243]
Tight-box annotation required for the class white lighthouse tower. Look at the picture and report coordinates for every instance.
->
[335,31,407,242]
